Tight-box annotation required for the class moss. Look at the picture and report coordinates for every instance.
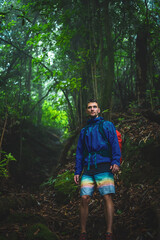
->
[54,171,78,204]
[27,223,59,240]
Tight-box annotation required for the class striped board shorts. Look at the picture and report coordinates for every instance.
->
[80,163,115,196]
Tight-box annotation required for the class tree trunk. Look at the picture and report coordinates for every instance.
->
[37,80,43,126]
[62,89,76,131]
[26,49,32,99]
[101,0,114,120]
[136,26,148,107]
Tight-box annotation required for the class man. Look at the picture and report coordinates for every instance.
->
[74,99,121,240]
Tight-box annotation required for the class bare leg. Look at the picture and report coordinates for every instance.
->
[80,195,90,233]
[103,194,114,233]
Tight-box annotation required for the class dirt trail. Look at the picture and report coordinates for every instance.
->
[25,163,159,240]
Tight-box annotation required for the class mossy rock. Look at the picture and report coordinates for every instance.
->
[54,171,78,204]
[27,223,59,240]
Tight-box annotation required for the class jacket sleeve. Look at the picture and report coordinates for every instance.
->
[104,121,121,166]
[74,130,84,175]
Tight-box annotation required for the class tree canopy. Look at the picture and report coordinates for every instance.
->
[0,0,159,131]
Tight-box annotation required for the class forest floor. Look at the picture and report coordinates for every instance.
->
[1,163,159,240]
[0,113,160,240]
[27,165,160,240]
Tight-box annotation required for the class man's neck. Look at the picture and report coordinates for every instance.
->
[90,115,99,119]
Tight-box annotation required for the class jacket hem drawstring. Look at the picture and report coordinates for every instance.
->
[87,152,97,170]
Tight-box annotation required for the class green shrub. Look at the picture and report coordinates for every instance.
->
[0,152,16,177]
[54,171,78,204]
[40,176,56,187]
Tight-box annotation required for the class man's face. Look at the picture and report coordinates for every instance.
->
[86,102,100,118]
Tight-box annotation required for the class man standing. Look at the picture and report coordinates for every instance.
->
[74,99,121,240]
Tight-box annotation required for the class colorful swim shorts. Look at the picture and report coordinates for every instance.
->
[80,167,115,196]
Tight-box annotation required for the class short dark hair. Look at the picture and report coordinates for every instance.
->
[87,98,98,108]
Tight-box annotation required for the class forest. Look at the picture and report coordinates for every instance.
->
[0,0,160,239]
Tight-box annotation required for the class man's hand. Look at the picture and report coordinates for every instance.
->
[74,175,80,184]
[110,164,119,174]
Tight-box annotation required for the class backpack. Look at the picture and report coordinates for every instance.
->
[116,130,122,164]
[83,120,122,164]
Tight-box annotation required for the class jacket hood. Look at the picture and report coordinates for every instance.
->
[87,116,104,125]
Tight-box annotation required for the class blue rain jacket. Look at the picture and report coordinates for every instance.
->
[75,117,121,175]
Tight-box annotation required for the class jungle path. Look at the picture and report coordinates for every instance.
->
[0,114,160,240]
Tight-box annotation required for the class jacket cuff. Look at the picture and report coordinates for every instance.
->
[111,160,120,167]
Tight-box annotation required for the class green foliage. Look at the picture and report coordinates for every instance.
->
[56,77,82,92]
[27,223,59,240]
[102,109,110,114]
[41,100,68,135]
[128,101,138,110]
[117,117,125,122]
[128,101,140,116]
[116,209,123,215]
[54,170,78,204]
[40,176,56,187]
[0,152,16,177]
